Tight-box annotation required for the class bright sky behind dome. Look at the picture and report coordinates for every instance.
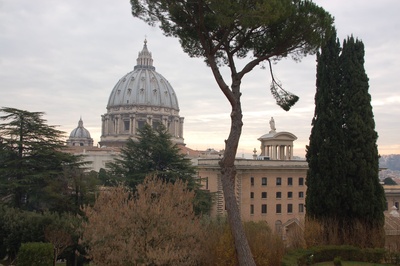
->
[0,0,399,158]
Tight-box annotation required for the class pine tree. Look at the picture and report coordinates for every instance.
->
[130,1,333,263]
[108,123,212,215]
[0,107,82,211]
[109,124,196,188]
[306,35,386,247]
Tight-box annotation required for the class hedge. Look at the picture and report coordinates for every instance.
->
[282,245,386,266]
[17,242,53,266]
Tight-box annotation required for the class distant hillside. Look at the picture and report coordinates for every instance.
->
[380,154,400,171]
[379,154,400,181]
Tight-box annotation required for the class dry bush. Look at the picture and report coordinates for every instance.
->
[304,217,385,248]
[81,177,207,266]
[204,219,285,265]
[285,220,306,249]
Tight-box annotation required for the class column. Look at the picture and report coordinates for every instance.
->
[179,117,184,138]
[101,115,105,136]
[130,115,136,135]
[174,118,179,137]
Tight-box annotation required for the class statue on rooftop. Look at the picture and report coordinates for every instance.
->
[269,117,276,132]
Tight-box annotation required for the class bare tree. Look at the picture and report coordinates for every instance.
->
[81,177,206,265]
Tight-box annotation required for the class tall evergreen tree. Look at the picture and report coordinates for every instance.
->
[109,124,196,188]
[0,107,82,211]
[306,35,385,247]
[108,124,212,215]
[306,29,344,221]
[340,36,385,236]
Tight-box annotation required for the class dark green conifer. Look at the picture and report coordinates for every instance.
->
[108,123,212,215]
[306,35,385,247]
[306,29,344,221]
[340,36,385,231]
[0,107,82,211]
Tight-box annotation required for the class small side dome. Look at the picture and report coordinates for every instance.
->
[67,118,94,147]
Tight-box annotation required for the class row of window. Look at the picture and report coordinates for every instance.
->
[250,191,304,199]
[251,177,304,186]
[250,203,305,214]
[122,120,164,131]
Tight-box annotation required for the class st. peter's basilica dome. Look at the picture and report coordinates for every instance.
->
[99,40,184,147]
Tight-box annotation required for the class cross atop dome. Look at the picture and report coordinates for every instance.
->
[135,38,155,70]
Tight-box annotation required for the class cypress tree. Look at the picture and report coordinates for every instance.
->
[306,29,344,221]
[340,37,385,242]
[306,35,385,247]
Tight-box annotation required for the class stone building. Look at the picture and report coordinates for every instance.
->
[195,118,307,240]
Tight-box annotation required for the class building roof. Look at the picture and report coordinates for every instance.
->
[69,118,91,139]
[107,39,179,111]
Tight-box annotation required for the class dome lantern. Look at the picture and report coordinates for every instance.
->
[134,39,155,70]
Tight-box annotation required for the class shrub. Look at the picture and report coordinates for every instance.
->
[17,242,53,266]
[304,217,385,248]
[333,256,342,266]
[205,220,285,265]
[81,177,207,266]
[283,245,386,265]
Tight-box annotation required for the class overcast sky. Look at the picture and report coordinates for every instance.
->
[1,0,399,158]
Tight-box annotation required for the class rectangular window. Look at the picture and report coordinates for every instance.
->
[250,192,254,199]
[250,177,254,186]
[299,204,304,213]
[152,120,161,130]
[287,192,293,199]
[250,204,254,215]
[276,177,282,186]
[288,204,293,213]
[261,204,267,214]
[262,177,267,186]
[276,204,281,214]
[276,192,282,199]
[137,120,145,130]
[261,192,267,199]
[299,191,304,198]
[299,177,304,186]
[124,120,130,131]
[288,177,293,186]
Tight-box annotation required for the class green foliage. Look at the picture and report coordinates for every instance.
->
[0,107,84,211]
[131,0,333,110]
[0,205,79,262]
[109,124,196,187]
[283,245,386,266]
[305,33,385,247]
[333,256,342,266]
[108,124,212,215]
[17,242,53,266]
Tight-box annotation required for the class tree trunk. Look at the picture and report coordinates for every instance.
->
[219,82,256,266]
